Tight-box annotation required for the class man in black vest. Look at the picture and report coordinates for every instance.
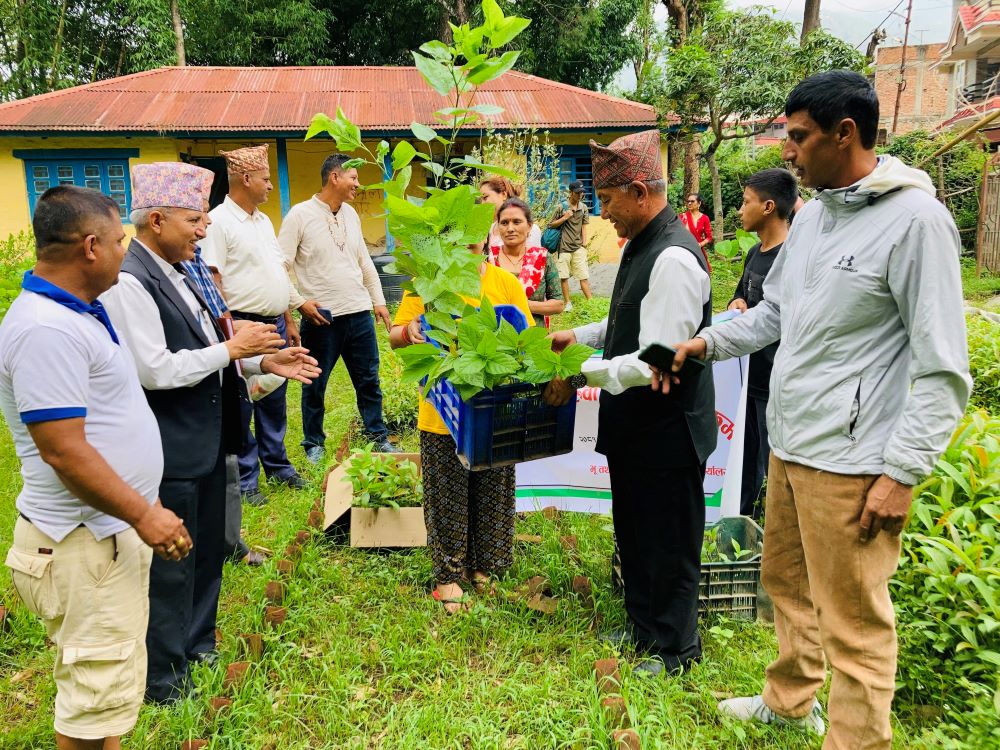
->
[101,162,321,703]
[545,130,716,675]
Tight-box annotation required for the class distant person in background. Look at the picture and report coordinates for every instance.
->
[549,180,592,311]
[487,198,564,326]
[727,168,798,519]
[680,193,713,271]
[480,176,542,250]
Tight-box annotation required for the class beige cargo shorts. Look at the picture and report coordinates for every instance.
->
[5,517,152,740]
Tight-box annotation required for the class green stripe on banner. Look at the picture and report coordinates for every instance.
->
[517,487,723,506]
[515,488,612,500]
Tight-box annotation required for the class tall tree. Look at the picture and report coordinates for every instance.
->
[655,8,866,237]
[801,0,821,43]
[505,0,643,90]
[170,0,184,66]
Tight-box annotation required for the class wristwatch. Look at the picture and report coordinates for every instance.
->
[568,373,588,390]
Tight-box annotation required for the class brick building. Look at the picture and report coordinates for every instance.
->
[873,43,951,136]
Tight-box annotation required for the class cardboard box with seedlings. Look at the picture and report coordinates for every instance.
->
[323,448,427,548]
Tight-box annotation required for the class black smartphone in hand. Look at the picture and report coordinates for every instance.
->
[639,343,705,376]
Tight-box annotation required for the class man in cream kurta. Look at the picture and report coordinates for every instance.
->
[278,153,396,462]
[201,144,305,506]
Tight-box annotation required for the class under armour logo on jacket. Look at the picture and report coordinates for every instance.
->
[834,255,858,273]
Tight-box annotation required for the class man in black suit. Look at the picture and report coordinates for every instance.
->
[101,162,320,703]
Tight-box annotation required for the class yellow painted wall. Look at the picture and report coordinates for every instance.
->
[0,132,668,265]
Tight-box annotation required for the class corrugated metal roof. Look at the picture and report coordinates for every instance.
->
[936,95,1000,130]
[0,66,659,133]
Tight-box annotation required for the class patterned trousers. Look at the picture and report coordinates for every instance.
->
[419,430,516,584]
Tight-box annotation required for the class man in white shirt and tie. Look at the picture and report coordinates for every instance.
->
[101,162,320,703]
[201,144,306,506]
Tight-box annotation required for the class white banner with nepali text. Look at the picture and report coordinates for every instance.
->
[515,330,748,524]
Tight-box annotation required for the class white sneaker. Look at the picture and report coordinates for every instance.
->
[717,695,826,735]
[564,301,573,312]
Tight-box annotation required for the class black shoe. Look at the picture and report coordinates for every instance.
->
[191,650,220,667]
[276,474,308,490]
[374,439,401,454]
[242,550,266,566]
[599,627,637,648]
[633,657,666,677]
[241,488,268,506]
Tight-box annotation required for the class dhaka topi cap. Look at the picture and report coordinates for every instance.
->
[568,179,586,194]
[131,162,215,212]
[589,129,663,189]
[220,144,269,174]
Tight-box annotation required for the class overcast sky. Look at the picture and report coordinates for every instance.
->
[614,1,955,90]
[726,0,954,48]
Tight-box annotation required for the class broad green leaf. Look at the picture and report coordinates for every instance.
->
[496,319,519,349]
[376,140,390,162]
[412,51,454,96]
[484,352,519,376]
[392,141,417,170]
[424,311,458,335]
[411,121,438,142]
[457,320,483,351]
[305,113,336,141]
[557,343,595,375]
[426,329,455,349]
[395,342,440,364]
[467,51,520,86]
[453,353,486,385]
[482,0,504,30]
[518,326,550,349]
[476,334,498,357]
[457,202,498,245]
[453,157,518,180]
[489,16,531,48]
[469,103,504,116]
[334,107,363,152]
[423,161,445,178]
[343,158,367,171]
[434,291,469,317]
[385,193,431,228]
[418,41,452,61]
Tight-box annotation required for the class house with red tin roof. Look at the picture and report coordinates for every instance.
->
[936,1,1000,143]
[0,66,661,255]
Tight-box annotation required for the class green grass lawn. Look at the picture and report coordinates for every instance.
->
[0,287,941,749]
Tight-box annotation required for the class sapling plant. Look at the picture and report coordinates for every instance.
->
[305,0,593,400]
[345,445,423,510]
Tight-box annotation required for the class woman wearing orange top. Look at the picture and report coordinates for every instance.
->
[389,244,533,613]
[680,192,713,271]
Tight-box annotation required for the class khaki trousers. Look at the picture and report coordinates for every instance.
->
[761,456,901,750]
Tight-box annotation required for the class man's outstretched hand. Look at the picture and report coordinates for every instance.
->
[261,347,322,384]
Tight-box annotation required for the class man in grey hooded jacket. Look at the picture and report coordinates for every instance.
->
[665,71,971,749]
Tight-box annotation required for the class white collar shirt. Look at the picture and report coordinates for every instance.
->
[201,196,293,317]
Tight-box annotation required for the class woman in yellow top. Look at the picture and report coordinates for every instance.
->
[390,247,533,613]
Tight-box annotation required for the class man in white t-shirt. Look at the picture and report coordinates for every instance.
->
[0,186,191,749]
[201,144,305,506]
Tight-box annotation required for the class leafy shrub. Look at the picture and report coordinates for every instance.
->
[344,445,422,509]
[378,332,419,432]
[894,411,1000,718]
[714,228,758,262]
[967,314,1000,413]
[0,232,34,320]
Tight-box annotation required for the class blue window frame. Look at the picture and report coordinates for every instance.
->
[556,146,600,216]
[15,149,139,221]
